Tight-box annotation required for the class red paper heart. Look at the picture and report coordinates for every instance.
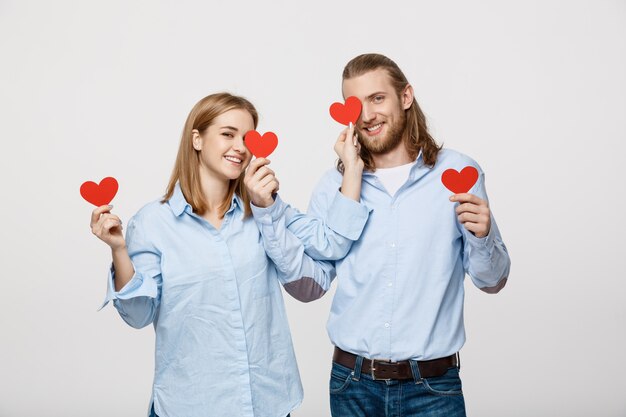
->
[80,177,119,206]
[329,96,362,126]
[244,131,278,158]
[441,166,479,194]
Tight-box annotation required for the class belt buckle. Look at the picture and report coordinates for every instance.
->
[370,359,391,381]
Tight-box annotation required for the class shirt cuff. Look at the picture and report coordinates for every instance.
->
[251,194,287,225]
[98,263,158,310]
[325,190,370,241]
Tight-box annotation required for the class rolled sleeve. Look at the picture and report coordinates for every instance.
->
[325,190,370,241]
[461,168,511,292]
[462,214,511,293]
[99,263,159,310]
[98,214,162,328]
[251,195,335,298]
[253,192,369,261]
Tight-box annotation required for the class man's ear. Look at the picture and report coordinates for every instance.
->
[191,129,202,151]
[402,85,414,110]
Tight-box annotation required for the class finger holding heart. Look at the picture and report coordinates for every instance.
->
[244,158,280,208]
[334,122,363,171]
[450,193,491,238]
[90,205,126,249]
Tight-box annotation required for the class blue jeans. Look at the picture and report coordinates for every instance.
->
[329,356,466,417]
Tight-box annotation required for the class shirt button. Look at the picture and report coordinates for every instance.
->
[384,323,390,328]
[390,242,396,248]
[388,282,393,287]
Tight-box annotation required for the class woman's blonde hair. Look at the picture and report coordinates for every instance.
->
[162,93,258,217]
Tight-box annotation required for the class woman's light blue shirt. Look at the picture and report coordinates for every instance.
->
[100,184,368,417]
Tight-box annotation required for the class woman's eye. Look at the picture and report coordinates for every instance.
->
[222,132,234,138]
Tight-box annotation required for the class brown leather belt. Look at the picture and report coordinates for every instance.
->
[333,346,458,381]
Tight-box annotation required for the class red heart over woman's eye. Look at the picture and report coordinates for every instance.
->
[244,131,278,158]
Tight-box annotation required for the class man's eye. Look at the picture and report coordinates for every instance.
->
[373,96,384,103]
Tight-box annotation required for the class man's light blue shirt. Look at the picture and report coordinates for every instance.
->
[277,149,511,362]
[100,184,367,417]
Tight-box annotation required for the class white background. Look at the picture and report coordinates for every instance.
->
[1,1,625,416]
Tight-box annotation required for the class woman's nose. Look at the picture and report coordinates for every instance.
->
[233,136,246,152]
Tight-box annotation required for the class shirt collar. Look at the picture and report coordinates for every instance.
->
[411,149,425,170]
[169,183,191,216]
[227,193,243,215]
[168,183,242,217]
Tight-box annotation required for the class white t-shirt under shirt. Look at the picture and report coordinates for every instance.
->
[373,161,416,196]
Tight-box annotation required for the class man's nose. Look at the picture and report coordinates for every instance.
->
[361,103,375,123]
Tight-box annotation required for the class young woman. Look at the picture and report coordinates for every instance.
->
[91,93,366,417]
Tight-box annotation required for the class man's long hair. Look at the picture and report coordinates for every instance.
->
[338,53,441,173]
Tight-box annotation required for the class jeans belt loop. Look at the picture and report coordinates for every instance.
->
[408,359,423,385]
[352,355,363,381]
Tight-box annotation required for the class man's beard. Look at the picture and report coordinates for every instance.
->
[359,109,407,155]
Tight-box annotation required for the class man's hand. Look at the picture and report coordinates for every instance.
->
[244,158,279,208]
[450,193,491,238]
[335,122,363,172]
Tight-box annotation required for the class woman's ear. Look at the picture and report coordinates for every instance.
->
[191,129,202,151]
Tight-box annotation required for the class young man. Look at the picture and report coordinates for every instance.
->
[289,53,511,417]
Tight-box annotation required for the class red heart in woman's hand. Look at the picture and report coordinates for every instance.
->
[244,131,278,158]
[80,177,118,206]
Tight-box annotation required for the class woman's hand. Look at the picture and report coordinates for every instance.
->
[90,205,125,251]
[244,158,280,208]
[91,205,135,291]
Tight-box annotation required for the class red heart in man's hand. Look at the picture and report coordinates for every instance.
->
[329,96,362,126]
[441,167,479,194]
[80,177,118,206]
[244,131,278,158]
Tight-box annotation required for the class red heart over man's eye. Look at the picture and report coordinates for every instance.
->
[329,96,362,126]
